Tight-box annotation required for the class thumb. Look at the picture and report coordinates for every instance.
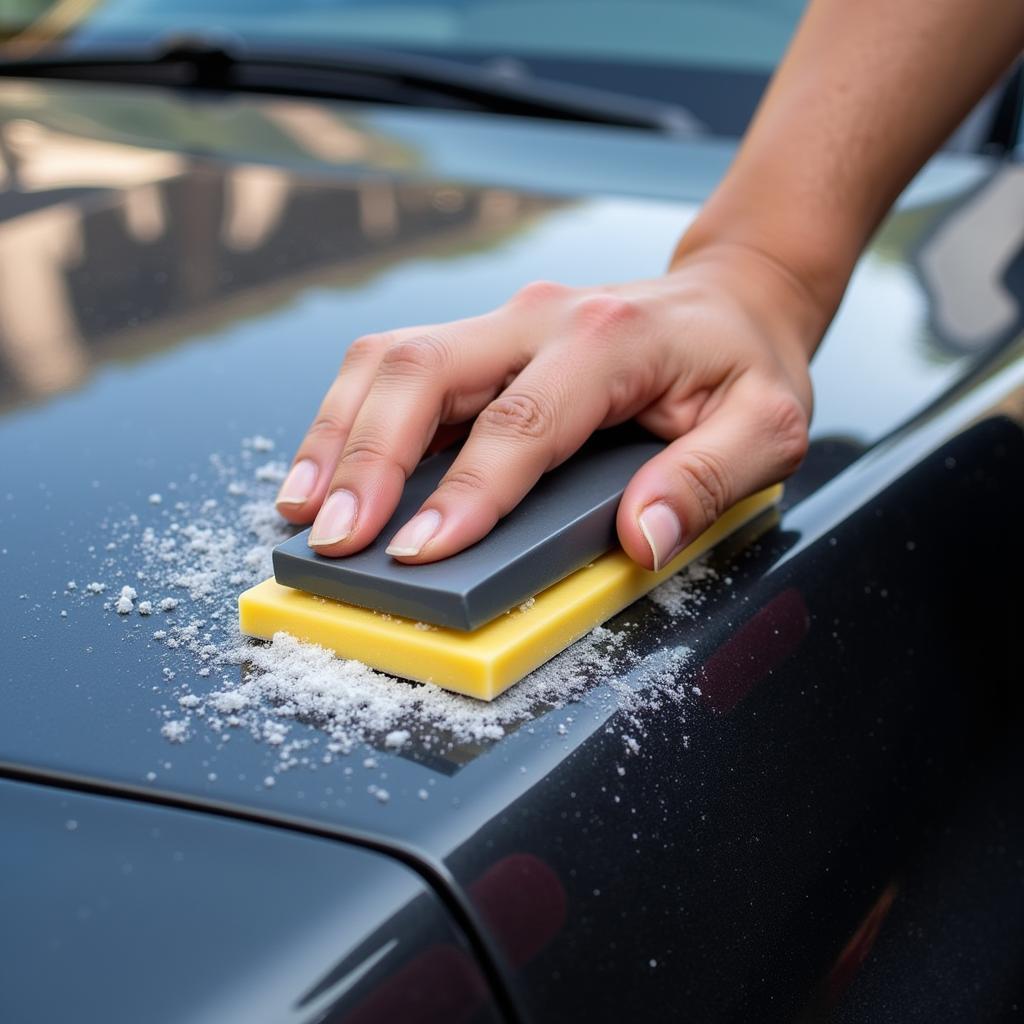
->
[618,387,808,570]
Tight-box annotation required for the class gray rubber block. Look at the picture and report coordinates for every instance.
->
[272,425,665,630]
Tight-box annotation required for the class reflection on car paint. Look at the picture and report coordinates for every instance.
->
[0,131,560,410]
[0,79,1021,1023]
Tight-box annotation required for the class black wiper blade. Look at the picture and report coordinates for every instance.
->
[0,37,702,136]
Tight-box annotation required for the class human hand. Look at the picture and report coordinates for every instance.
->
[276,243,819,570]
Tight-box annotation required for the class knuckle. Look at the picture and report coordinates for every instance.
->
[438,466,489,493]
[478,391,552,440]
[511,279,568,307]
[342,333,388,368]
[437,465,492,498]
[378,334,452,378]
[673,449,731,523]
[339,433,392,466]
[762,392,809,472]
[306,411,348,440]
[571,294,641,341]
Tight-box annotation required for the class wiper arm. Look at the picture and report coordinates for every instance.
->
[0,37,701,136]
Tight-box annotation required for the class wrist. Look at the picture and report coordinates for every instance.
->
[665,236,830,365]
[671,181,863,355]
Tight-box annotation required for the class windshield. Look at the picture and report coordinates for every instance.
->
[0,1,806,132]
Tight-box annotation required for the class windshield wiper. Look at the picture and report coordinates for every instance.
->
[0,37,701,135]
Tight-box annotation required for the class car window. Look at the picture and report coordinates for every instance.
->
[0,1,806,87]
[2,1,807,67]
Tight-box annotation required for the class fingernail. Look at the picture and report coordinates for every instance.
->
[638,501,683,571]
[276,459,318,506]
[386,509,441,557]
[309,489,358,547]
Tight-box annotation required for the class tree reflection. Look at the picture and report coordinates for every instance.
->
[0,109,560,410]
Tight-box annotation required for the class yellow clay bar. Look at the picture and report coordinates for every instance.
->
[238,486,782,701]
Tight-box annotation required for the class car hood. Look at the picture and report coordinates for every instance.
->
[0,79,1020,894]
[0,777,504,1024]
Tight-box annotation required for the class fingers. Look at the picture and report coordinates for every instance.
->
[384,349,613,562]
[278,322,493,526]
[309,319,522,556]
[617,380,809,570]
[280,271,814,576]
[275,332,390,524]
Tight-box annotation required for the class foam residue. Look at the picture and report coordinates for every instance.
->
[85,437,716,770]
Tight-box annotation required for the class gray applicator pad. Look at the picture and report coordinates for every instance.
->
[272,425,664,630]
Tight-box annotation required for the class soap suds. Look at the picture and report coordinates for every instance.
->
[88,436,716,769]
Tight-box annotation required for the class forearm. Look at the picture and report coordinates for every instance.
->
[673,0,1024,348]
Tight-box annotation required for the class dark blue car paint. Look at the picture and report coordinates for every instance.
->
[0,80,1021,1021]
[0,777,503,1023]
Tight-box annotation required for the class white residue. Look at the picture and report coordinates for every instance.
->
[92,436,715,764]
[243,435,275,452]
[254,461,288,483]
[647,560,719,617]
[161,720,189,743]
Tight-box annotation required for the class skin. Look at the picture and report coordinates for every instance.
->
[277,0,1024,571]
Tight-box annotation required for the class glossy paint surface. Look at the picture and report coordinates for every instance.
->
[0,80,1021,1021]
[0,777,501,1023]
